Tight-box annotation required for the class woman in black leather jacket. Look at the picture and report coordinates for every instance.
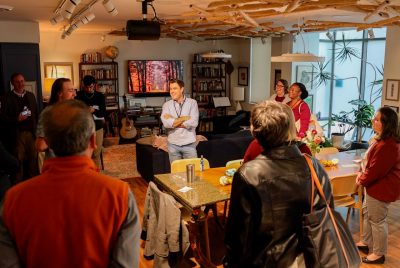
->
[224,101,333,268]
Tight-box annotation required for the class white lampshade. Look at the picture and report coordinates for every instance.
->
[232,86,245,101]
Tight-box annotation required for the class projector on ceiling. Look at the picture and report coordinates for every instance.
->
[126,20,161,40]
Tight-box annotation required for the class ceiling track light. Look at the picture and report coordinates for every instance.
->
[326,31,334,41]
[103,0,118,16]
[368,29,375,39]
[80,12,96,24]
[50,13,64,25]
[62,0,82,19]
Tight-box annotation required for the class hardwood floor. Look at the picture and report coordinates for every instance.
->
[125,176,400,268]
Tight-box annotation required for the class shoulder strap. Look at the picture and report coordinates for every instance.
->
[303,154,351,268]
[298,101,303,114]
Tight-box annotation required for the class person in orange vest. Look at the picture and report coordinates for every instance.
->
[0,100,140,268]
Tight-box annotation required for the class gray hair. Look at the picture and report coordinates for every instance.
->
[251,100,297,149]
[43,99,95,156]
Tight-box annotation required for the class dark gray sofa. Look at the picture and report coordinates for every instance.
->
[136,130,253,182]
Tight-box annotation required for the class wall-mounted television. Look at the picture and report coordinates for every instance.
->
[127,60,184,96]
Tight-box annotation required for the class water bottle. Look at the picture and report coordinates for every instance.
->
[200,155,204,172]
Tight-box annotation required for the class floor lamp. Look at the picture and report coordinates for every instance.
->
[232,86,244,112]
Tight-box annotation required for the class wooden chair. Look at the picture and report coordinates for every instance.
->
[225,159,243,170]
[171,158,210,173]
[330,175,363,239]
[222,159,243,223]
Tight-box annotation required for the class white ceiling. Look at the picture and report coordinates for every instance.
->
[1,0,400,40]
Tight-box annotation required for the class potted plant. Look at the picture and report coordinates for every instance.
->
[332,99,374,149]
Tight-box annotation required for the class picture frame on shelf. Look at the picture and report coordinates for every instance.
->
[385,79,400,101]
[384,105,399,113]
[238,67,248,86]
[44,62,74,83]
[296,65,314,90]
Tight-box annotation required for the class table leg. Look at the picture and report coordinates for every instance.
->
[188,212,216,268]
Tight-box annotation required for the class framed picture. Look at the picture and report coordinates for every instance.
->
[304,94,314,112]
[238,67,248,86]
[25,81,37,99]
[296,65,314,90]
[44,62,74,83]
[384,105,399,113]
[385,79,400,101]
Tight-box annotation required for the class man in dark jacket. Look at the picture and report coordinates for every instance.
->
[0,73,38,182]
[75,75,106,168]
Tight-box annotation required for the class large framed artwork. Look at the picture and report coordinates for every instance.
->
[44,62,74,83]
[385,79,400,101]
[238,66,248,86]
[296,65,314,90]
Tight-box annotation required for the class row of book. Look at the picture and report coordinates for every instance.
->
[80,52,103,63]
[81,69,116,80]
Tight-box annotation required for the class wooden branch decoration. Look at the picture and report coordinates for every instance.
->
[364,0,390,21]
[357,15,400,30]
[285,0,301,12]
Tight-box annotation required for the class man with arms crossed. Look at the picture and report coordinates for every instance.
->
[161,79,199,163]
[0,100,140,268]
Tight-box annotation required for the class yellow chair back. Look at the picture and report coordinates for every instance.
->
[330,175,358,197]
[225,159,243,170]
[171,158,210,173]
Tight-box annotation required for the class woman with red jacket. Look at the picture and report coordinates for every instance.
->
[287,82,311,138]
[356,106,400,264]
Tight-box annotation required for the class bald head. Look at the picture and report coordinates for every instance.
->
[43,100,95,156]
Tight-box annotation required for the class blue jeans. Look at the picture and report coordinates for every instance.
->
[167,142,197,163]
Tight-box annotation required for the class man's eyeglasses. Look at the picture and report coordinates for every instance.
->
[276,84,284,88]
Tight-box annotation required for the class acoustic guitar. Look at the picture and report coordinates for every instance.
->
[120,94,137,139]
[120,114,137,139]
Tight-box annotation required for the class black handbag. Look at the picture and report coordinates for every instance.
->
[302,155,361,268]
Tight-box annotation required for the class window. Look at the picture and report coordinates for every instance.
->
[312,29,386,139]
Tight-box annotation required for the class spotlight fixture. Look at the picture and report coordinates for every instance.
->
[80,12,95,24]
[103,0,118,16]
[50,13,64,25]
[326,31,334,41]
[368,29,375,39]
[62,0,82,19]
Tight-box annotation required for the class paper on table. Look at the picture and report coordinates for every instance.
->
[341,164,359,168]
[178,186,193,193]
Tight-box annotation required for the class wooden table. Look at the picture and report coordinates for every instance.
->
[154,167,230,212]
[316,149,366,178]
